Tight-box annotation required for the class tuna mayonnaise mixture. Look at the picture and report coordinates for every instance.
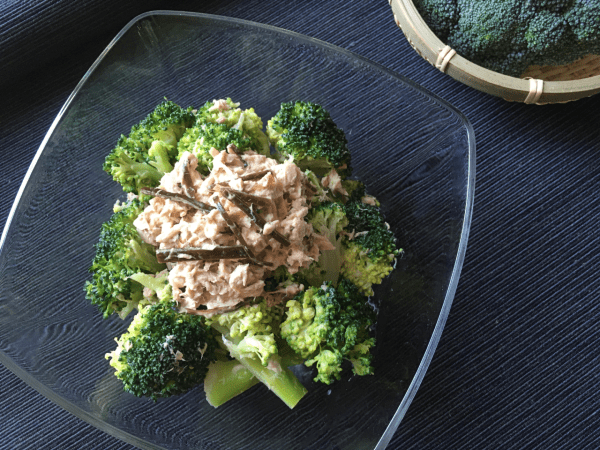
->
[134,149,333,314]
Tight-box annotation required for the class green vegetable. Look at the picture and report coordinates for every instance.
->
[280,279,376,384]
[413,0,600,77]
[299,178,399,296]
[204,358,259,408]
[209,301,307,408]
[267,101,352,177]
[84,199,165,319]
[341,179,366,203]
[207,299,280,366]
[341,199,400,296]
[105,299,218,401]
[177,98,271,173]
[103,100,195,193]
[177,122,259,174]
[300,201,348,287]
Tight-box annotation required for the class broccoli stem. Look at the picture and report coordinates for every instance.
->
[121,161,164,187]
[128,239,166,274]
[148,140,175,174]
[203,359,259,408]
[211,323,307,409]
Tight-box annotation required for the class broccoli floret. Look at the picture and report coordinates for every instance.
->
[129,270,172,303]
[105,299,217,401]
[340,199,400,296]
[84,199,166,319]
[208,300,307,408]
[207,300,280,365]
[103,100,195,193]
[280,279,376,384]
[177,122,259,174]
[300,201,348,287]
[566,0,600,44]
[300,191,398,295]
[341,179,366,203]
[413,0,459,42]
[415,0,600,77]
[524,11,571,67]
[263,266,296,292]
[304,170,335,206]
[447,0,534,76]
[267,101,351,177]
[177,99,271,171]
[346,338,376,376]
[532,0,572,14]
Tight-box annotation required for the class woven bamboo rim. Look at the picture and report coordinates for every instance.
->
[389,0,600,104]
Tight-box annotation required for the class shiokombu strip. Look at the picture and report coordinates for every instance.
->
[156,245,250,263]
[185,298,254,316]
[213,199,269,267]
[140,187,214,212]
[217,186,291,246]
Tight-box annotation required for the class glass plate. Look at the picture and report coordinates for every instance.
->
[0,11,475,450]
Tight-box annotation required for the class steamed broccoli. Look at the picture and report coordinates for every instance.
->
[267,101,351,177]
[207,299,280,365]
[84,199,165,319]
[340,199,400,296]
[203,357,259,408]
[105,299,218,401]
[300,201,348,287]
[176,122,259,174]
[280,279,376,384]
[177,99,271,173]
[103,100,195,193]
[341,179,366,203]
[208,300,307,408]
[300,180,398,296]
[413,0,600,77]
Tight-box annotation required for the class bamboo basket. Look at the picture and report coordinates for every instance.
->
[389,0,600,104]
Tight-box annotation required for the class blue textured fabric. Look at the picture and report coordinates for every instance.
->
[1,0,599,449]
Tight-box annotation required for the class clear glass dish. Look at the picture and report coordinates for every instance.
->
[0,11,475,450]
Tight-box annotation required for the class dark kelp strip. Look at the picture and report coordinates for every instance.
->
[219,186,273,210]
[140,187,214,212]
[214,199,268,266]
[156,245,248,263]
[219,187,290,247]
[240,169,271,181]
[186,298,253,316]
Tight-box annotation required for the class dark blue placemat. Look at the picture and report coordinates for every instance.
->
[1,0,599,449]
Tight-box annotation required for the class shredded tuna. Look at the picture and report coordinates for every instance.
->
[208,99,231,112]
[321,168,348,197]
[361,195,378,206]
[135,151,331,314]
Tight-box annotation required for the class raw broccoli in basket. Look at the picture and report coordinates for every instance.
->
[413,0,600,76]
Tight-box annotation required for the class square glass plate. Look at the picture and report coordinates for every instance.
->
[0,11,475,450]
